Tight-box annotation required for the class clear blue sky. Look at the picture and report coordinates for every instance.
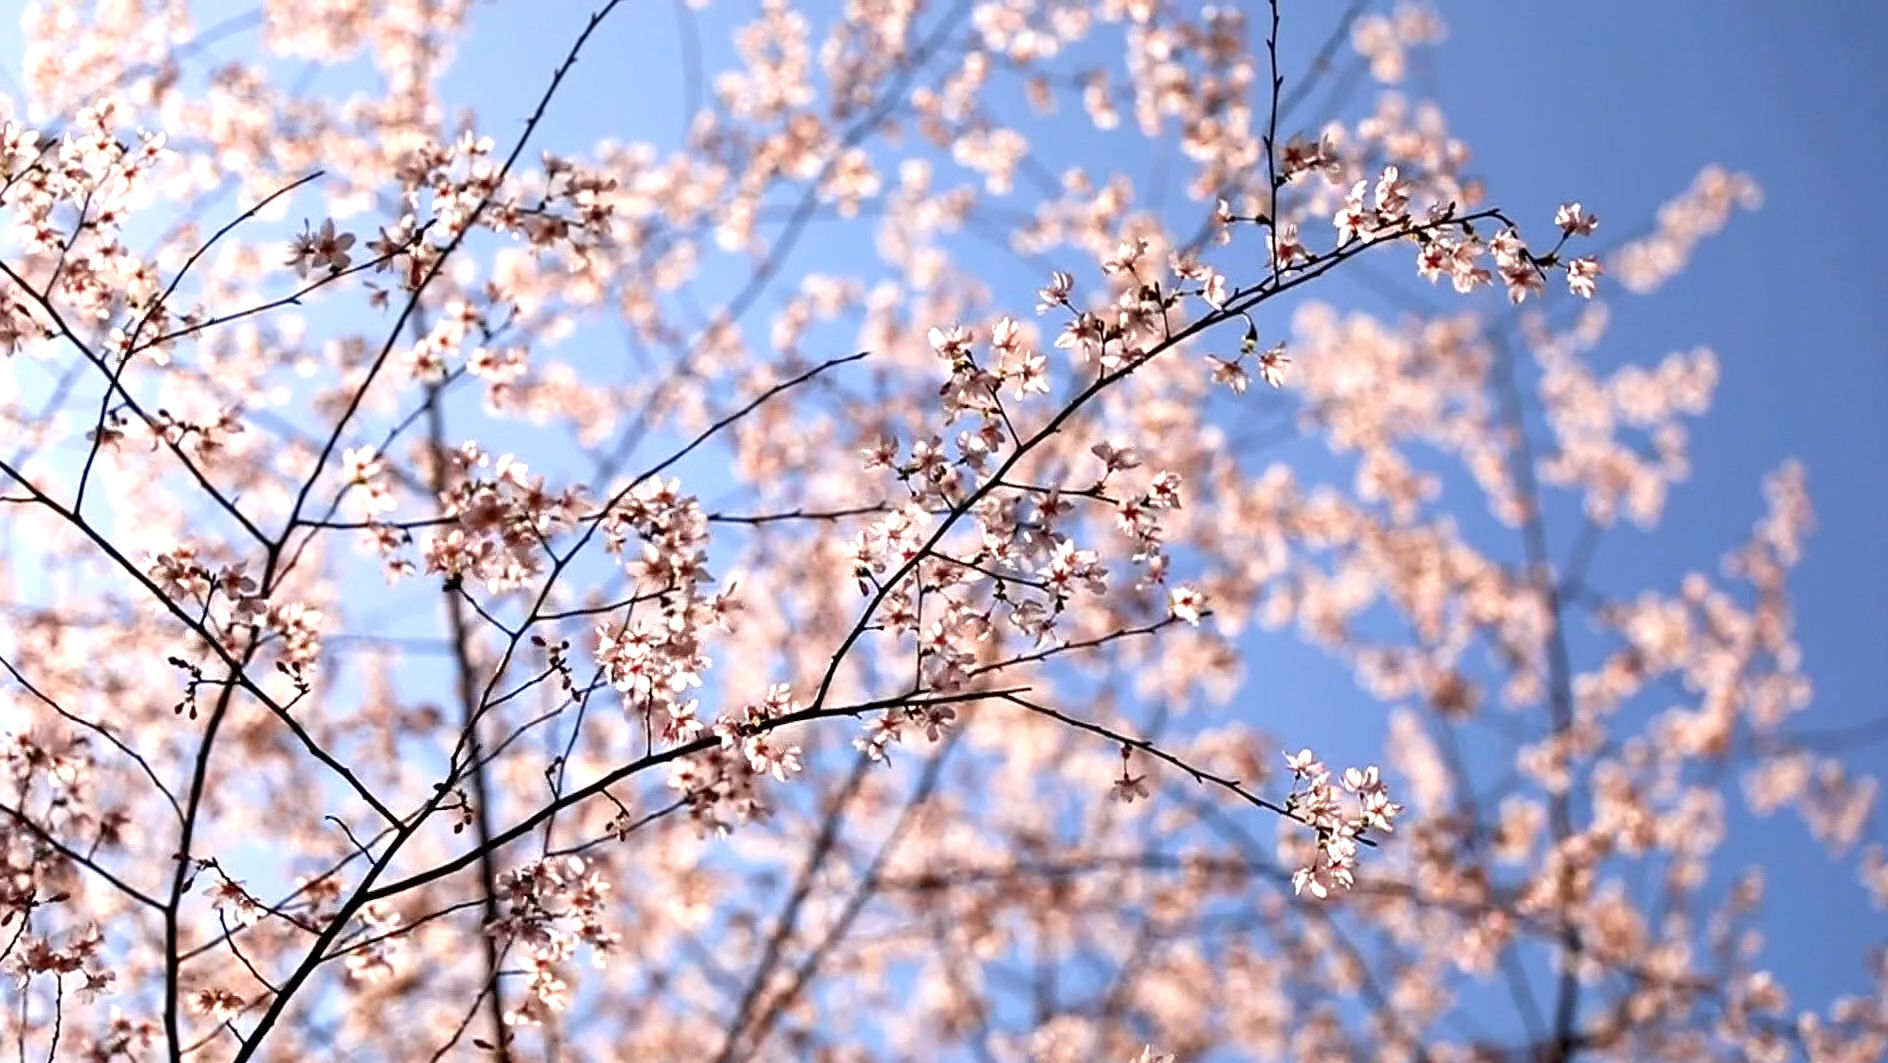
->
[3,0,1882,1046]
[1429,0,1888,1012]
[1373,0,1888,1022]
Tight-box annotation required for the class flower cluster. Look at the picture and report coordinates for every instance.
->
[2,925,112,1001]
[486,855,620,1027]
[854,698,961,763]
[593,476,733,739]
[668,686,806,833]
[1282,748,1405,898]
[423,450,589,592]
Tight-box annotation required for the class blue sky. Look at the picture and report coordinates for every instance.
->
[2,0,1883,1050]
[1431,0,1888,1015]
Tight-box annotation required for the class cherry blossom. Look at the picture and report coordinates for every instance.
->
[0,3,1870,1063]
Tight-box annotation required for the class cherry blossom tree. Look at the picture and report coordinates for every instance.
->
[0,2,1878,1062]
